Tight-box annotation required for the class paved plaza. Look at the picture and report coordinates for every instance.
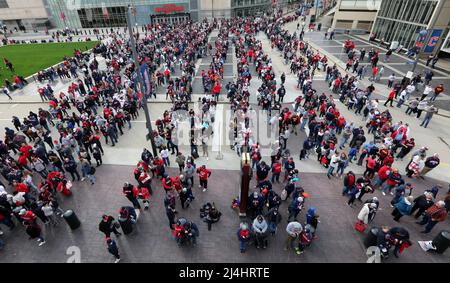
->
[0,166,447,263]
[0,13,449,263]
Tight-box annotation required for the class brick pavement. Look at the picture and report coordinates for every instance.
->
[0,166,448,263]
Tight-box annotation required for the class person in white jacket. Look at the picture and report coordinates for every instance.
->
[416,99,428,119]
[327,152,340,179]
[358,203,377,224]
[253,215,268,249]
[42,202,58,226]
[285,221,302,250]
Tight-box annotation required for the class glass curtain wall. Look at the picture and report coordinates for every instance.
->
[373,0,439,49]
[47,0,191,28]
[78,6,127,28]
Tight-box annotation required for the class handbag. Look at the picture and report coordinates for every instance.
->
[354,220,366,233]
[280,189,288,201]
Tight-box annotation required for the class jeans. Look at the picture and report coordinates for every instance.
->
[268,222,277,234]
[336,164,346,176]
[327,166,335,177]
[239,239,249,252]
[163,157,170,166]
[300,119,308,130]
[86,174,96,184]
[271,173,280,183]
[339,136,349,148]
[420,116,432,128]
[373,176,386,187]
[418,214,438,233]
[382,183,395,194]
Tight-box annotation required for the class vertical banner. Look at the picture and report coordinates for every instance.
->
[141,63,151,97]
[86,9,93,22]
[424,29,443,53]
[415,29,428,48]
[102,5,110,19]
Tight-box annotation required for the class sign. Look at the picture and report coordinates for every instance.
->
[406,71,414,79]
[153,4,187,15]
[417,29,428,42]
[424,29,443,53]
[389,41,399,50]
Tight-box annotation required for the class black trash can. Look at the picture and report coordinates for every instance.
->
[63,210,81,230]
[432,230,450,254]
[364,227,379,248]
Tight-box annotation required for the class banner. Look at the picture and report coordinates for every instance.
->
[141,63,151,97]
[86,9,93,22]
[424,29,442,53]
[102,5,110,19]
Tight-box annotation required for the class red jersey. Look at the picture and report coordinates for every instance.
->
[197,168,211,181]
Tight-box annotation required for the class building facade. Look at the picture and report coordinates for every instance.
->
[371,0,450,55]
[0,0,51,30]
[46,0,286,29]
[46,0,196,28]
[330,0,381,31]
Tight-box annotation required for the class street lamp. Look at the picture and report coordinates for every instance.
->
[126,5,158,157]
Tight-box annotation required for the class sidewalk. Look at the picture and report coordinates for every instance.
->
[257,16,450,183]
[353,33,450,75]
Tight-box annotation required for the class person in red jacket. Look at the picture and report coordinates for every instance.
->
[382,168,402,195]
[382,154,394,166]
[197,165,211,192]
[384,89,396,107]
[162,176,174,193]
[363,155,377,179]
[17,152,31,170]
[20,143,33,159]
[18,209,37,225]
[173,219,186,246]
[342,171,356,195]
[271,159,282,183]
[374,164,391,188]
[13,180,29,194]
[212,83,221,102]
[138,171,152,196]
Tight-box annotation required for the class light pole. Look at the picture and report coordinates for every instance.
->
[126,5,158,157]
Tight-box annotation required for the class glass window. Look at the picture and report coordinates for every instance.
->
[78,6,126,28]
[0,0,8,9]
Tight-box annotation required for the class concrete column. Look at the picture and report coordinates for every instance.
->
[331,17,337,29]
[351,20,358,30]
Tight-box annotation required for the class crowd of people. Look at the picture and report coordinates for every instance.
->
[0,6,449,262]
